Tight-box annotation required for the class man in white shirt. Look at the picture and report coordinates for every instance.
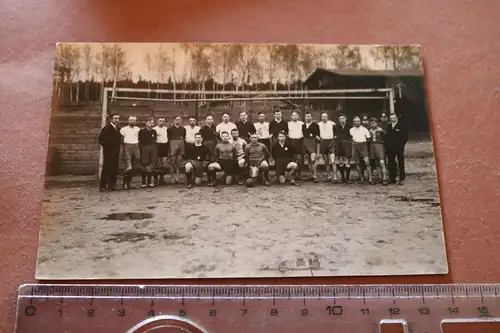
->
[215,113,237,139]
[120,115,141,171]
[349,116,373,184]
[230,128,248,185]
[153,117,168,185]
[287,110,304,178]
[318,112,338,182]
[254,112,271,151]
[184,116,201,150]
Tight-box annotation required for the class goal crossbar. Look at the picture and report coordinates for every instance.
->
[110,96,388,102]
[104,87,393,95]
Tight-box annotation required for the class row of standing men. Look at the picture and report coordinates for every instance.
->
[98,109,408,190]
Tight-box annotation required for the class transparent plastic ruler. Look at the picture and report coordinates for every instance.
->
[15,284,500,332]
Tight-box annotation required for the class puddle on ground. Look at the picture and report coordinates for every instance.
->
[101,212,154,221]
[389,195,440,207]
[163,233,185,240]
[102,232,156,243]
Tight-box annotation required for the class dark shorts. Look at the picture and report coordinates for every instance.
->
[352,142,369,160]
[303,137,317,155]
[203,140,217,161]
[336,140,352,158]
[140,145,158,165]
[218,159,237,175]
[259,138,271,151]
[288,138,304,155]
[248,158,268,168]
[275,158,295,176]
[185,160,208,177]
[169,140,185,157]
[156,143,169,158]
[320,139,335,155]
[370,142,385,160]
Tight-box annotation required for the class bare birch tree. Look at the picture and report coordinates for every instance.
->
[144,52,152,98]
[211,44,237,94]
[55,44,74,102]
[330,45,362,69]
[171,47,177,100]
[71,47,81,103]
[95,44,111,102]
[108,43,128,99]
[264,44,282,90]
[190,44,211,100]
[312,47,329,68]
[155,45,171,99]
[231,44,261,90]
[82,44,93,102]
[298,45,315,82]
[278,44,299,91]
[370,45,422,70]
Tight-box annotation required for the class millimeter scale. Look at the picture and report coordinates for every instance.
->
[15,284,500,332]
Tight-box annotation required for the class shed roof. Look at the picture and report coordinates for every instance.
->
[304,68,424,85]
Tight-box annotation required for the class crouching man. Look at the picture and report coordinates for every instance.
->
[245,133,271,187]
[272,131,299,185]
[207,131,238,186]
[184,133,211,189]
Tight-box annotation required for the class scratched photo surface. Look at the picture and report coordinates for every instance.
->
[36,43,447,279]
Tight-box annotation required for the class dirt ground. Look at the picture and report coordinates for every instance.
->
[36,140,448,279]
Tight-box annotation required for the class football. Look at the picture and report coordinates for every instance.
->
[245,178,256,187]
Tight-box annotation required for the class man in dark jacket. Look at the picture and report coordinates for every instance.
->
[235,111,256,143]
[98,113,121,191]
[385,112,408,185]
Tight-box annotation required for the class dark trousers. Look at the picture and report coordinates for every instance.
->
[100,149,120,189]
[387,147,405,181]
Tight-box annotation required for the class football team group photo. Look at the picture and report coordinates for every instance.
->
[100,108,407,191]
[36,43,448,280]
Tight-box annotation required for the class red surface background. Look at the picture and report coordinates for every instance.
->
[1,0,500,331]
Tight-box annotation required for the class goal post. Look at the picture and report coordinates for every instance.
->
[98,87,395,178]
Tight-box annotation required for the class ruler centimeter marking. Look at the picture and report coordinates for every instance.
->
[15,284,500,333]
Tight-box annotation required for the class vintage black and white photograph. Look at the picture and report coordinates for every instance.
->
[36,43,447,279]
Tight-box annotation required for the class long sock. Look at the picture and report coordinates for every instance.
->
[128,169,134,185]
[339,166,345,180]
[209,170,217,183]
[186,171,193,184]
[147,171,152,185]
[141,171,147,185]
[154,170,159,184]
[345,166,351,181]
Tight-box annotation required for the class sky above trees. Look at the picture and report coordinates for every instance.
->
[55,43,422,86]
